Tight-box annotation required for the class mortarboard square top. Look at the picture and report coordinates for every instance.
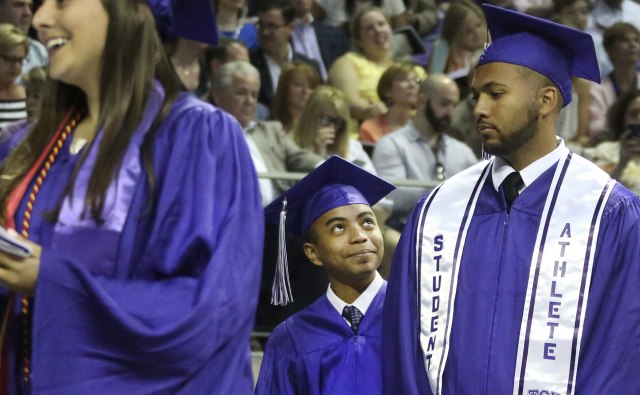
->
[147,0,218,46]
[477,4,601,107]
[264,156,396,239]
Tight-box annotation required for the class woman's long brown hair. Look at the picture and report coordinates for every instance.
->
[0,0,181,224]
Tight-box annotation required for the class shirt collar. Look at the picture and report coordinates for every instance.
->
[326,271,384,316]
[407,120,430,142]
[243,120,257,134]
[294,13,314,26]
[492,137,567,192]
[265,44,293,64]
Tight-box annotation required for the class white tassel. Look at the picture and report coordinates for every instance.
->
[271,198,294,306]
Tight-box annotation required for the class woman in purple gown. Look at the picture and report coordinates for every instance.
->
[0,0,263,393]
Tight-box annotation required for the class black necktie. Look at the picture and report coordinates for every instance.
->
[342,305,363,335]
[503,172,524,208]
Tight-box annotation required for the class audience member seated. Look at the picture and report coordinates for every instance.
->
[402,0,440,39]
[360,61,420,144]
[372,74,477,230]
[202,38,249,96]
[166,38,207,93]
[427,0,486,86]
[588,22,640,140]
[312,0,408,31]
[328,6,395,125]
[216,0,259,50]
[270,60,321,133]
[586,89,640,195]
[250,0,320,109]
[204,39,271,120]
[290,0,350,80]
[210,61,323,206]
[551,0,591,31]
[0,65,44,149]
[292,85,374,171]
[0,24,26,130]
[291,85,400,277]
[0,0,47,76]
[586,0,640,77]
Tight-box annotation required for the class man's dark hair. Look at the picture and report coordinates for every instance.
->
[204,37,246,66]
[257,0,295,24]
[515,65,561,107]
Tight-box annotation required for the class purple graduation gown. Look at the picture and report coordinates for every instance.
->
[0,83,264,394]
[382,161,640,394]
[255,283,386,395]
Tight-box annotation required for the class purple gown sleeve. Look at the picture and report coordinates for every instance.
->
[575,184,640,392]
[255,323,298,395]
[382,195,433,394]
[29,105,264,393]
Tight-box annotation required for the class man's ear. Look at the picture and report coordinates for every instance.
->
[538,86,561,116]
[303,242,324,268]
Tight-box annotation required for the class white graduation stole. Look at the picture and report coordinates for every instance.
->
[417,160,491,394]
[416,151,614,395]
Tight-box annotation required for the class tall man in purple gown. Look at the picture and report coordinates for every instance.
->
[382,5,640,394]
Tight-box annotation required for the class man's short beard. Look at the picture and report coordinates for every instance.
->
[425,100,451,133]
[483,102,539,158]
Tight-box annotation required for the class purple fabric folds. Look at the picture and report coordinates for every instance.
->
[1,84,264,393]
[382,165,640,393]
[146,0,218,45]
[256,284,386,394]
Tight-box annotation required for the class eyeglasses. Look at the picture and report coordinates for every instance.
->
[256,21,288,31]
[0,54,25,66]
[396,76,422,86]
[318,114,346,130]
[435,161,445,181]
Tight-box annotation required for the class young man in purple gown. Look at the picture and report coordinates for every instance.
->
[383,5,640,394]
[256,156,394,394]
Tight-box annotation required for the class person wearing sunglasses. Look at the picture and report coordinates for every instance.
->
[372,73,477,231]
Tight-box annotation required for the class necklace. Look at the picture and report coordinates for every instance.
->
[171,58,200,91]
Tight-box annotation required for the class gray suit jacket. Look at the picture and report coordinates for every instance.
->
[248,121,323,193]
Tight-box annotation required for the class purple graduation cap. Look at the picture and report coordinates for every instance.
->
[147,0,218,45]
[477,4,601,107]
[264,156,395,305]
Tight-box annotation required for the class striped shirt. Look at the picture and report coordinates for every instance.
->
[0,98,27,131]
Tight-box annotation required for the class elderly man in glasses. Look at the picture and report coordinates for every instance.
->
[372,73,478,231]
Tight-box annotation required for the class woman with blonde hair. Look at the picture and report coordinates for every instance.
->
[0,24,28,130]
[427,0,487,75]
[292,85,399,276]
[292,86,372,167]
[270,60,320,132]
